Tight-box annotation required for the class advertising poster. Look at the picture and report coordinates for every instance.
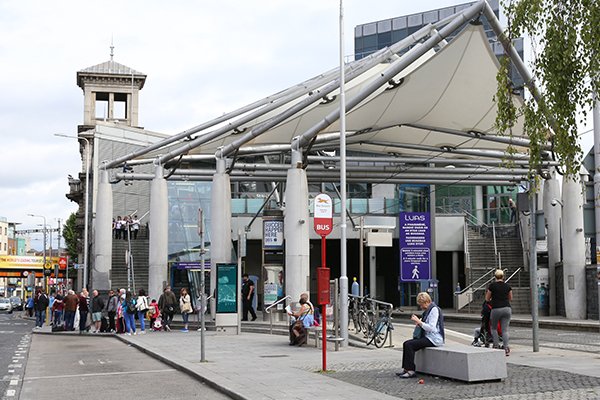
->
[263,265,283,306]
[216,263,238,313]
[399,212,431,282]
[263,220,284,250]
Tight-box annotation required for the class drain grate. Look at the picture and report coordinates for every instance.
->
[259,354,290,358]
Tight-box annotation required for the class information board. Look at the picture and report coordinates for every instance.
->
[399,212,431,282]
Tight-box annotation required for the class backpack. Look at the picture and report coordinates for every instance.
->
[126,298,137,314]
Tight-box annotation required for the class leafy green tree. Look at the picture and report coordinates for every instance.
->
[62,213,79,262]
[495,0,600,177]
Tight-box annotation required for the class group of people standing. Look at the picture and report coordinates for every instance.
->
[112,215,140,240]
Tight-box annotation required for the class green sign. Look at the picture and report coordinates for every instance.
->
[216,263,238,313]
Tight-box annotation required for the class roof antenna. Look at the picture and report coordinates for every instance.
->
[110,36,114,61]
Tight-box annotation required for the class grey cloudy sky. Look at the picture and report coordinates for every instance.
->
[0,1,594,250]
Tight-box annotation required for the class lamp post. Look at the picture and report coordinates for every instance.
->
[55,133,90,290]
[28,214,47,287]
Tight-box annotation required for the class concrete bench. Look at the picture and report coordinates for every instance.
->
[415,344,507,382]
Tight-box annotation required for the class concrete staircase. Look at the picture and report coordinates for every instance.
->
[110,227,149,292]
[463,224,530,313]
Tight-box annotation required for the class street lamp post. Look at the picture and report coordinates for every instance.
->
[27,214,47,287]
[55,133,90,290]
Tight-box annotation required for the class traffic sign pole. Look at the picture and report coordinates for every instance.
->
[314,193,333,372]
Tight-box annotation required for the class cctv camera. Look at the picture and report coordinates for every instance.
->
[550,199,557,207]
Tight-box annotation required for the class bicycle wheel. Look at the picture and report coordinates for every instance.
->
[358,310,371,337]
[373,321,389,348]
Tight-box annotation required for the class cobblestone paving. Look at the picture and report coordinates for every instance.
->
[323,363,600,400]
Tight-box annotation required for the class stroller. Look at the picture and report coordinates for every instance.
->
[471,301,503,348]
[152,316,163,331]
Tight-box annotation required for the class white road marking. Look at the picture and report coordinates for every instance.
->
[24,368,177,381]
[0,331,15,333]
[9,379,18,385]
[97,359,105,365]
[7,364,21,368]
[8,370,14,373]
[78,360,85,366]
[6,389,16,396]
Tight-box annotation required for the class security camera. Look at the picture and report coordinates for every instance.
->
[550,199,557,207]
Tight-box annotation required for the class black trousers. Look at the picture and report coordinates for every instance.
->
[242,298,256,320]
[108,311,116,331]
[402,337,434,371]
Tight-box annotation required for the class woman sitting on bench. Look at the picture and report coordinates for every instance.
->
[397,292,445,378]
[287,295,314,346]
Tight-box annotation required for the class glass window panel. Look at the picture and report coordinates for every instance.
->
[392,16,407,30]
[377,19,391,33]
[354,37,363,53]
[354,25,363,37]
[369,198,385,214]
[439,7,455,20]
[362,34,377,49]
[363,22,377,36]
[349,198,367,214]
[392,29,408,44]
[246,199,264,214]
[407,14,423,27]
[378,31,392,47]
[231,199,246,214]
[423,10,438,24]
[385,198,400,215]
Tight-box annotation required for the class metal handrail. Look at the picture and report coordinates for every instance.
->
[456,266,496,295]
[265,295,291,314]
[436,205,489,227]
[265,295,291,335]
[505,267,522,283]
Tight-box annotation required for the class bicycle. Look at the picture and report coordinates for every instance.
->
[366,306,395,348]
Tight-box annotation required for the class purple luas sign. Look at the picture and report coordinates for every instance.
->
[400,212,431,282]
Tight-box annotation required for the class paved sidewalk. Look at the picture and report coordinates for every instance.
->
[104,322,600,400]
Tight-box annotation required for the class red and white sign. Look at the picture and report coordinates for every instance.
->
[313,193,333,237]
[58,257,67,270]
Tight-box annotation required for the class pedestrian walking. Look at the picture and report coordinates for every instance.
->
[486,269,512,356]
[158,286,177,332]
[241,274,257,321]
[115,216,123,239]
[179,288,192,332]
[25,296,34,317]
[131,215,140,239]
[397,292,445,379]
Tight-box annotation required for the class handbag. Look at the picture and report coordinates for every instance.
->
[412,325,424,339]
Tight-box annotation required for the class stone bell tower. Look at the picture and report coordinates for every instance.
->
[76,46,147,128]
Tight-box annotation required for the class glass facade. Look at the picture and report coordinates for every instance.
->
[354,0,525,95]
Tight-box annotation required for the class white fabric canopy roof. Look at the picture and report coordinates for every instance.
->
[159,24,528,161]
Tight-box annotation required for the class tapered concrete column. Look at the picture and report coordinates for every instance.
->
[148,164,169,300]
[543,174,561,315]
[210,158,233,317]
[284,149,310,308]
[93,169,113,292]
[475,186,484,223]
[561,174,587,319]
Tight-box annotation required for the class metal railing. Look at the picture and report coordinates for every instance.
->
[265,295,291,334]
[455,266,496,311]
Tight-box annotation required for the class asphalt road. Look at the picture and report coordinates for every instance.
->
[445,320,600,353]
[0,312,33,400]
[20,334,232,400]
